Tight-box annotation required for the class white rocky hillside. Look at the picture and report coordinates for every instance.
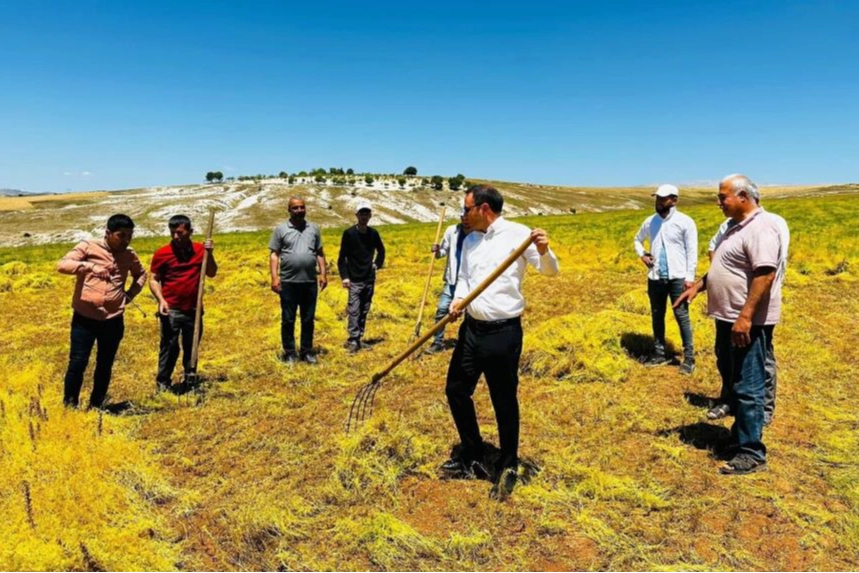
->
[1,175,794,248]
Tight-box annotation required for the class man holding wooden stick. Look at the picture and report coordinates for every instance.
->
[150,214,217,392]
[444,185,559,500]
[427,213,471,353]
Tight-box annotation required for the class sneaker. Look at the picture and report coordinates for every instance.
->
[346,341,360,354]
[156,381,171,393]
[427,341,444,353]
[301,352,318,365]
[489,468,518,501]
[644,354,671,367]
[707,403,731,420]
[679,360,696,375]
[719,453,767,475]
[280,351,298,364]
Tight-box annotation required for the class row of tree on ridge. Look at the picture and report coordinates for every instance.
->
[204,168,469,190]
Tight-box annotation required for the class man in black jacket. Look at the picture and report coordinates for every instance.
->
[338,203,386,352]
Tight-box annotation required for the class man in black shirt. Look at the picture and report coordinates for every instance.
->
[338,203,386,352]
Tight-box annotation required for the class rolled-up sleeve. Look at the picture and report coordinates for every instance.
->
[58,241,92,275]
[127,252,147,300]
[634,219,649,258]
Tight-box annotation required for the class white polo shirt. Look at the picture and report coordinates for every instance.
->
[454,217,559,321]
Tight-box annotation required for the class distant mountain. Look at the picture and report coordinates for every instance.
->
[0,188,30,196]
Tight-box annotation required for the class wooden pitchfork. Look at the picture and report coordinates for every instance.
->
[410,205,447,342]
[346,234,534,433]
[186,208,216,394]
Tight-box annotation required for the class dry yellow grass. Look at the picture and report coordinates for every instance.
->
[1,190,858,570]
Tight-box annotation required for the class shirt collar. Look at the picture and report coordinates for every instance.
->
[658,207,676,221]
[486,216,506,237]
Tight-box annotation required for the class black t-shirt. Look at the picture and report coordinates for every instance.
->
[337,226,385,282]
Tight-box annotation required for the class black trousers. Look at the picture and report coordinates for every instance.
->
[156,309,200,384]
[63,312,125,408]
[445,316,523,471]
[280,282,318,354]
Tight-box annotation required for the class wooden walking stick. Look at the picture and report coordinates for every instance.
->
[188,208,216,390]
[347,234,534,432]
[411,205,447,341]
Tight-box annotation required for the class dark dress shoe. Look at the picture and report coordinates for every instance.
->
[489,468,518,501]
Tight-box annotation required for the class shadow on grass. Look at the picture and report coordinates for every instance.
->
[658,422,732,454]
[620,332,679,361]
[443,442,541,484]
[684,392,718,409]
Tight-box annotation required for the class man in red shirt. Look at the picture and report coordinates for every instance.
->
[149,215,217,392]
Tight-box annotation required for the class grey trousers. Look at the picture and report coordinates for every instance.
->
[763,324,777,420]
[347,281,375,342]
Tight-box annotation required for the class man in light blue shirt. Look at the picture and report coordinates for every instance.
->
[633,184,698,374]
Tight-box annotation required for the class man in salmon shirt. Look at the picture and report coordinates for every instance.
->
[57,214,147,409]
[149,215,217,392]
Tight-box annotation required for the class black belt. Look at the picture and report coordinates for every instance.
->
[465,315,521,331]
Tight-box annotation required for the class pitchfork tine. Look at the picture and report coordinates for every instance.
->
[357,381,377,423]
[346,384,366,433]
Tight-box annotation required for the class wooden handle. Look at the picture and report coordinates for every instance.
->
[413,206,447,337]
[372,234,533,383]
[190,209,216,370]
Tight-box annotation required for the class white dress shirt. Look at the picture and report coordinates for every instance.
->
[454,217,559,321]
[709,208,789,284]
[436,223,464,285]
[633,207,698,282]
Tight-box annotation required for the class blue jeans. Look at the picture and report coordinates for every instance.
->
[433,283,456,345]
[647,279,694,360]
[63,312,125,408]
[715,320,767,461]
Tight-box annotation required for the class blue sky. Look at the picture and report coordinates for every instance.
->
[1,0,857,193]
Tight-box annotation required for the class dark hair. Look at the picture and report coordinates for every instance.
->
[106,214,135,231]
[168,214,193,231]
[467,184,503,214]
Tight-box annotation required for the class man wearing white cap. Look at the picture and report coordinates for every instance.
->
[337,202,386,352]
[633,184,698,374]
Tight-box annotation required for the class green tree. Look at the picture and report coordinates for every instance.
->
[214,171,224,182]
[448,176,462,191]
[314,174,327,183]
[346,168,355,175]
[288,176,296,184]
[278,171,289,179]
[397,177,407,188]
[364,174,375,186]
[403,166,418,176]
[430,175,444,190]
[205,171,215,183]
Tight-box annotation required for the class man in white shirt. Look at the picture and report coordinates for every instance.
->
[428,215,472,353]
[707,201,789,425]
[633,184,698,374]
[443,185,559,500]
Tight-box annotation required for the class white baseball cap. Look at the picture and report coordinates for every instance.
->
[652,184,679,198]
[355,202,372,214]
